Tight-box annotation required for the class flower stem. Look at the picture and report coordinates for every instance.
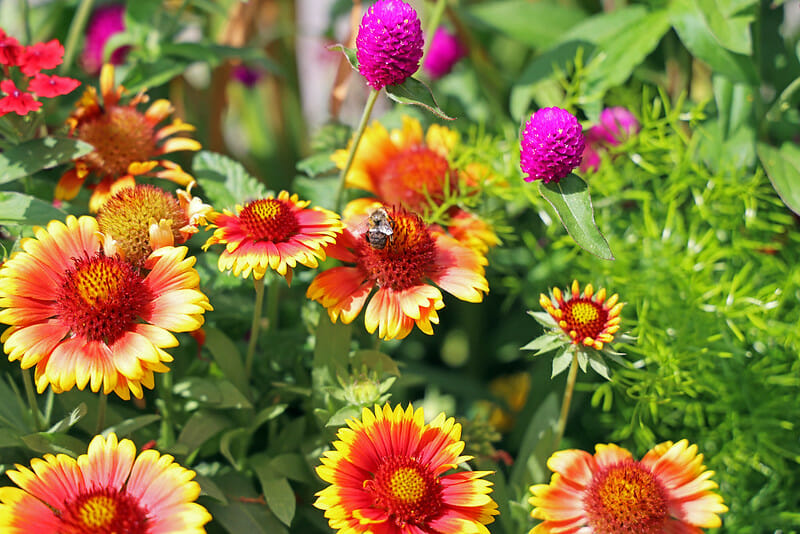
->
[266,279,280,332]
[245,275,266,377]
[60,0,95,75]
[553,350,579,449]
[21,369,43,432]
[95,392,107,434]
[334,88,381,211]
[420,0,448,69]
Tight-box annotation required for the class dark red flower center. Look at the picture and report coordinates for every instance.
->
[560,298,608,343]
[59,486,150,534]
[238,198,300,243]
[357,207,436,291]
[376,147,456,213]
[79,106,157,177]
[363,455,443,528]
[56,253,152,344]
[584,460,668,533]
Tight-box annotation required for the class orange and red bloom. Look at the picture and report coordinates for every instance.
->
[56,64,201,212]
[540,280,623,351]
[0,433,211,533]
[203,190,343,283]
[529,440,728,533]
[307,205,488,340]
[0,215,211,399]
[315,403,498,533]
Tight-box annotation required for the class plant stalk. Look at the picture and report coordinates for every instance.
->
[60,0,95,74]
[334,88,380,211]
[245,275,266,377]
[553,350,579,449]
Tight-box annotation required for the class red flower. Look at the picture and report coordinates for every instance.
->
[18,39,64,75]
[27,73,80,97]
[0,80,41,116]
[0,29,22,66]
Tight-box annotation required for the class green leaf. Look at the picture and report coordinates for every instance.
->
[537,173,614,260]
[385,77,454,121]
[120,59,187,93]
[203,327,249,397]
[251,404,289,431]
[174,378,252,409]
[194,474,228,504]
[328,44,359,70]
[22,432,86,456]
[326,405,361,427]
[175,410,233,454]
[101,414,161,439]
[527,310,557,327]
[193,150,269,209]
[220,427,250,469]
[521,333,564,356]
[0,192,67,226]
[552,350,574,378]
[0,427,23,448]
[269,453,314,484]
[695,0,754,54]
[313,316,352,372]
[47,403,87,433]
[161,43,281,74]
[293,175,338,211]
[250,457,296,527]
[509,392,559,488]
[204,473,287,534]
[0,137,94,185]
[296,152,337,178]
[465,1,587,50]
[588,353,611,380]
[351,350,401,376]
[757,142,800,215]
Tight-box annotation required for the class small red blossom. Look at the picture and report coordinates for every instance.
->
[28,73,81,97]
[0,79,41,116]
[18,39,64,75]
[0,29,22,66]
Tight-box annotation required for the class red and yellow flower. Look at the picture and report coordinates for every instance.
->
[202,190,343,284]
[56,64,201,212]
[529,440,728,533]
[0,215,211,399]
[540,280,623,351]
[307,205,488,340]
[0,433,211,533]
[315,403,499,533]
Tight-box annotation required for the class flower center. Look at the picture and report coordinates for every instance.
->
[79,106,157,177]
[56,253,152,344]
[239,198,300,243]
[364,455,442,528]
[59,487,150,534]
[98,184,188,267]
[357,207,436,290]
[584,460,668,534]
[376,147,455,213]
[561,298,608,342]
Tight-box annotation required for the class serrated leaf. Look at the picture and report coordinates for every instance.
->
[193,150,269,209]
[328,44,359,70]
[551,350,574,378]
[385,77,454,120]
[0,192,67,226]
[757,143,800,215]
[537,173,614,260]
[0,137,94,184]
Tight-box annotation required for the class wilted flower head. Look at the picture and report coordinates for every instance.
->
[81,4,127,75]
[423,27,466,79]
[582,106,640,172]
[520,106,585,184]
[356,0,424,90]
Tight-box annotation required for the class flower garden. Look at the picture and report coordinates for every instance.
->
[0,0,798,532]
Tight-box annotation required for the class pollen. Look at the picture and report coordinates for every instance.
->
[584,460,668,533]
[239,198,300,242]
[79,495,116,529]
[61,487,149,534]
[78,106,157,177]
[56,253,152,344]
[390,467,427,503]
[364,455,442,527]
[376,147,456,212]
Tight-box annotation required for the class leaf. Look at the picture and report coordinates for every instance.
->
[22,432,86,456]
[161,42,281,74]
[552,350,574,378]
[527,310,557,327]
[0,137,94,185]
[174,378,252,409]
[296,152,337,177]
[47,403,87,433]
[326,405,361,427]
[351,350,401,376]
[205,473,287,534]
[101,414,161,439]
[220,428,250,469]
[194,474,228,504]
[465,1,587,50]
[695,0,754,54]
[120,59,188,93]
[269,453,314,484]
[250,457,296,527]
[589,353,611,380]
[175,410,233,454]
[193,150,269,209]
[203,327,249,397]
[757,142,800,215]
[313,316,352,372]
[537,173,614,260]
[328,44,359,70]
[292,175,338,211]
[0,192,66,226]
[385,78,454,121]
[509,392,559,488]
[521,334,564,356]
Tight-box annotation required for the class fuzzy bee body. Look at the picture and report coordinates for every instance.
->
[365,207,394,250]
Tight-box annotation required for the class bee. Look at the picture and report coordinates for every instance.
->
[365,207,394,250]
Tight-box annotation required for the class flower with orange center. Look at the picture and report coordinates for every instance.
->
[529,440,728,533]
[307,205,488,340]
[97,183,212,267]
[0,433,212,533]
[541,280,623,351]
[315,403,499,533]
[202,190,343,284]
[56,64,201,212]
[0,215,212,399]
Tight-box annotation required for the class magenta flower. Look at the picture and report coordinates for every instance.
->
[81,4,127,75]
[520,106,585,184]
[232,64,263,88]
[355,0,424,90]
[423,27,466,79]
[581,107,640,172]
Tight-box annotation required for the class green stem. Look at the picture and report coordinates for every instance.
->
[334,88,381,211]
[95,392,107,434]
[22,369,43,432]
[266,279,280,332]
[245,275,266,377]
[553,350,579,449]
[60,0,95,75]
[157,372,175,448]
[420,0,448,69]
[18,0,31,44]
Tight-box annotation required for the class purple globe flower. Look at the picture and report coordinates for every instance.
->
[423,27,466,79]
[81,4,127,75]
[581,107,639,172]
[520,107,585,183]
[356,0,424,90]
